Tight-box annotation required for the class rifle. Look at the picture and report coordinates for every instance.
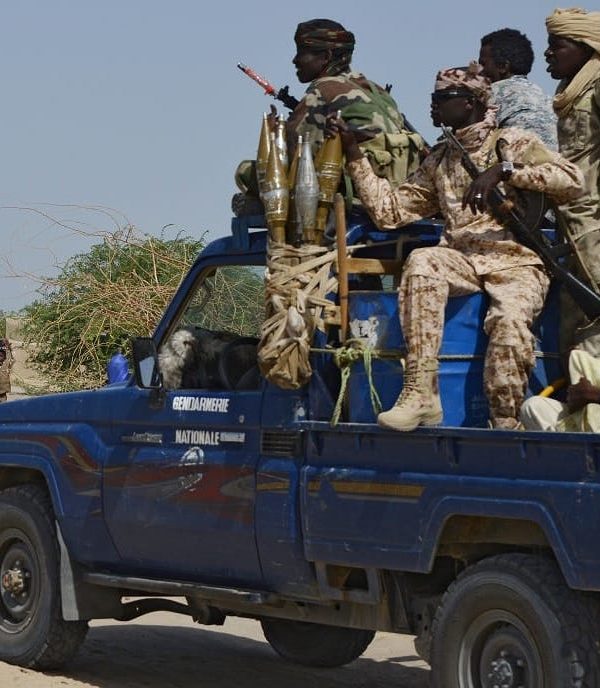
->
[442,125,600,322]
[237,63,299,111]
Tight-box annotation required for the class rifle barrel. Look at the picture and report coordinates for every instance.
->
[237,62,277,96]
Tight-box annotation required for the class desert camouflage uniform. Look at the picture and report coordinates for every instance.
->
[286,70,424,184]
[348,114,583,425]
[492,75,558,149]
[555,78,600,352]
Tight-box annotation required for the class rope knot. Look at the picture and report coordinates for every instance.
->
[330,339,383,426]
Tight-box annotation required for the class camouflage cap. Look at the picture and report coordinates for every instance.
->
[434,61,492,104]
[294,20,355,53]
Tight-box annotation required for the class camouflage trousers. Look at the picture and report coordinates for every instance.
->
[399,247,549,426]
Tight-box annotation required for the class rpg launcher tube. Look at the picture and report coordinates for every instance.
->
[263,131,289,243]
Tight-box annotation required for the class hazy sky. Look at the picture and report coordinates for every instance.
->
[1,0,565,310]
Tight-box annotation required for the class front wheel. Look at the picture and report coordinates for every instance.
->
[0,484,88,669]
[261,617,374,667]
[430,553,600,687]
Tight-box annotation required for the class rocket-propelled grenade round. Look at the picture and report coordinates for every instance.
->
[237,63,277,97]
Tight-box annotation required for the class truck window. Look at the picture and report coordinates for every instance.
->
[181,265,264,337]
[158,265,265,391]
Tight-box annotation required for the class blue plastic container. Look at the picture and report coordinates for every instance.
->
[347,291,489,355]
[348,356,490,427]
[346,288,561,427]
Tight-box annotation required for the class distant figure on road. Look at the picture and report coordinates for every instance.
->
[0,338,14,402]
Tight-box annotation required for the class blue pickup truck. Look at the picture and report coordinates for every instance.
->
[0,215,599,688]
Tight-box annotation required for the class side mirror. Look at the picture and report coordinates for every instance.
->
[132,337,162,389]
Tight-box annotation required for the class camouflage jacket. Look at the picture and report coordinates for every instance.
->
[287,70,405,147]
[286,69,424,185]
[492,75,558,150]
[348,114,583,275]
[556,77,600,287]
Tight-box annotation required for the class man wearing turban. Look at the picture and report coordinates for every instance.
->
[328,63,583,431]
[521,8,600,432]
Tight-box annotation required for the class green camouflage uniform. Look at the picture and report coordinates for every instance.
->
[286,70,424,186]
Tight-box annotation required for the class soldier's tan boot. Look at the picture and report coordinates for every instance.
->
[377,357,443,431]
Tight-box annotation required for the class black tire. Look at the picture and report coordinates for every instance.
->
[261,617,375,668]
[0,484,88,669]
[430,553,600,687]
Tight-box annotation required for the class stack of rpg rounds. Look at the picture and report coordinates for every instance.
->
[256,111,344,246]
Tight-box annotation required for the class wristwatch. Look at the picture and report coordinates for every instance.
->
[500,160,515,181]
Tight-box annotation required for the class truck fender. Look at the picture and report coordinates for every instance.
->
[420,497,578,588]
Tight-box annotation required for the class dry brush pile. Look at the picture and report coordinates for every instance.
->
[22,227,205,391]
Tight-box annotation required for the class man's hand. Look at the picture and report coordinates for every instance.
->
[566,376,600,413]
[462,163,505,214]
[325,113,362,162]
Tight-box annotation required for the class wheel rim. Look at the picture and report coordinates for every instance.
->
[458,609,543,688]
[0,529,40,634]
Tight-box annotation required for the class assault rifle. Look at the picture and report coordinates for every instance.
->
[442,125,600,322]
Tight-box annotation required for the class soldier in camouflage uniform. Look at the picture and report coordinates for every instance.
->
[545,8,600,352]
[479,28,557,149]
[233,19,424,213]
[520,8,600,432]
[287,19,424,187]
[328,62,583,431]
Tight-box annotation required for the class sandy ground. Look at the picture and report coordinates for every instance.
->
[0,614,430,687]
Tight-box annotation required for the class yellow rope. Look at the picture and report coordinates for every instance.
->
[330,339,383,427]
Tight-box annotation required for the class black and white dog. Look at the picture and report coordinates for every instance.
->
[158,327,257,390]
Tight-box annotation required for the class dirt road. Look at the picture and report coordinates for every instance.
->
[0,613,429,688]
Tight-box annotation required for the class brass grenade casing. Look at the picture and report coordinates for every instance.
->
[263,131,289,243]
[315,132,343,243]
[295,135,320,244]
[256,113,272,199]
[274,120,289,170]
[286,135,302,245]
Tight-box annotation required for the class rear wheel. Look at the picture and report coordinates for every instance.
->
[430,553,600,687]
[261,617,374,667]
[0,484,88,669]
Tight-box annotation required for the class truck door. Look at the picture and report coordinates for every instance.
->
[103,265,266,587]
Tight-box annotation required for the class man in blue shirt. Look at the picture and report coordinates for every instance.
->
[479,28,558,149]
